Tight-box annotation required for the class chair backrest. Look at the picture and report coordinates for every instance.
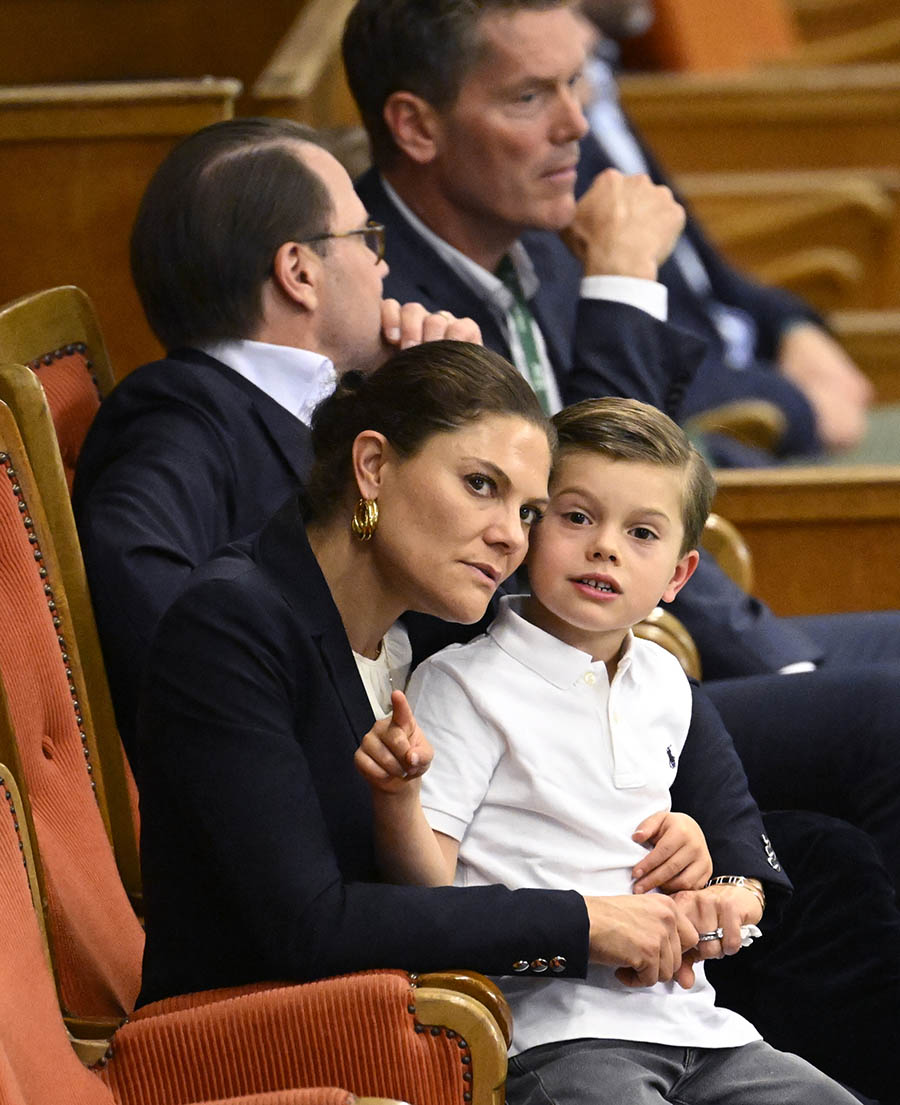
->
[0,762,112,1104]
[0,286,116,491]
[0,363,142,911]
[0,399,143,1031]
[701,513,754,593]
[634,607,702,680]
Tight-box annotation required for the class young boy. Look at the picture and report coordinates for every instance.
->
[356,397,857,1105]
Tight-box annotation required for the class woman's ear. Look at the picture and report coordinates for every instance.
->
[383,91,441,164]
[352,430,391,500]
[660,548,700,604]
[271,240,321,312]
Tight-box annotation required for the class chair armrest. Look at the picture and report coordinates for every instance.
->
[684,399,787,454]
[99,971,507,1105]
[634,608,702,679]
[414,970,512,1048]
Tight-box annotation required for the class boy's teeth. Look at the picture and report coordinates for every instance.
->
[581,579,613,592]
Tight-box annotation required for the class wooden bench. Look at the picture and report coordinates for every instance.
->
[676,168,900,311]
[712,465,900,614]
[1,79,241,378]
[620,64,900,174]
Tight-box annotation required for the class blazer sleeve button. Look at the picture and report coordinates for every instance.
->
[530,958,549,973]
[512,960,529,973]
[549,956,567,973]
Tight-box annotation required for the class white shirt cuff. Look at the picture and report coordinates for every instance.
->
[580,275,668,321]
[778,661,817,675]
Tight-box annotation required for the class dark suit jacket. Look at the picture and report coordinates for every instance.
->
[358,171,823,677]
[135,495,789,1005]
[356,170,705,421]
[136,496,590,1004]
[576,130,822,460]
[72,349,314,756]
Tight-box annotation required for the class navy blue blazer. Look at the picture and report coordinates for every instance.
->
[576,130,823,460]
[73,349,314,756]
[356,170,705,421]
[357,171,823,677]
[135,495,789,1004]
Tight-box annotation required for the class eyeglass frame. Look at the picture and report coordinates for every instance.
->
[300,220,386,264]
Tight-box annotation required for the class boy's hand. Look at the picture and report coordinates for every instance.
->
[631,810,713,894]
[354,690,433,795]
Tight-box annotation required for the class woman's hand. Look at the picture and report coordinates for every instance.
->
[672,882,765,970]
[354,690,434,795]
[631,810,713,894]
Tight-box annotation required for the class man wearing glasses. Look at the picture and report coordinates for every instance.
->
[73,117,480,758]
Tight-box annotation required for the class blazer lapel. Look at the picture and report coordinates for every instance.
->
[256,497,375,741]
[356,170,512,355]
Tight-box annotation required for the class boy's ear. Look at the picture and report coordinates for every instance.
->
[351,430,392,501]
[659,549,700,604]
[383,91,441,164]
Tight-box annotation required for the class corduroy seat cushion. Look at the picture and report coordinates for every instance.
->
[102,971,470,1105]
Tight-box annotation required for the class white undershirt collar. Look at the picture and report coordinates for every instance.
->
[198,338,336,426]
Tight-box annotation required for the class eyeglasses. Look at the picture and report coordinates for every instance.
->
[302,220,386,264]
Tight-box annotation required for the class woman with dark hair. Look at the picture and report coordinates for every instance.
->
[134,340,783,1013]
[134,341,564,1002]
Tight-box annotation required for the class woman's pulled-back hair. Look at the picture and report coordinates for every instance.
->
[305,341,552,523]
[552,397,715,554]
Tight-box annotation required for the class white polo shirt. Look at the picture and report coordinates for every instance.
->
[407,596,759,1056]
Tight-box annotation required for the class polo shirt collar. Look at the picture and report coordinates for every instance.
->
[198,338,336,425]
[490,595,634,689]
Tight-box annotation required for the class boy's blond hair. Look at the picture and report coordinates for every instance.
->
[551,398,715,555]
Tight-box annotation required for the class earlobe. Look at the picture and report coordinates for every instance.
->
[660,549,700,604]
[352,431,391,501]
[383,92,440,164]
[272,241,319,312]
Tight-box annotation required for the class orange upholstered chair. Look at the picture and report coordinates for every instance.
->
[0,761,401,1105]
[0,399,144,1031]
[0,286,116,492]
[0,401,509,1105]
[0,361,142,912]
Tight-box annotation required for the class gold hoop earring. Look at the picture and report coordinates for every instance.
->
[351,497,379,541]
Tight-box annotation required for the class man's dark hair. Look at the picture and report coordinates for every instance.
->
[342,0,569,169]
[131,117,333,350]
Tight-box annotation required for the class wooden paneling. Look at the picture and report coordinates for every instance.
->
[832,310,900,402]
[712,465,900,614]
[0,1,299,94]
[676,169,900,310]
[1,79,240,378]
[621,64,900,174]
[790,0,900,40]
[622,0,798,72]
[250,0,361,129]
